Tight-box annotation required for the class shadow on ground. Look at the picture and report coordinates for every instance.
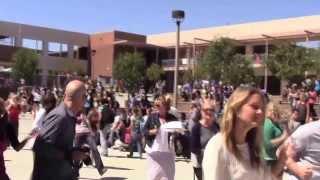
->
[105,166,132,171]
[83,166,132,171]
[79,177,127,180]
[106,155,145,160]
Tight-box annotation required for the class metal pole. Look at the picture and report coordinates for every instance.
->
[192,38,196,78]
[264,39,269,91]
[173,21,180,107]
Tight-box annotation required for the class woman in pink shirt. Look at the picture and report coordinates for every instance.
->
[308,88,318,120]
[0,98,32,180]
[6,95,21,136]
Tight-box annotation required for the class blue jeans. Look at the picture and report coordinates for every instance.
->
[99,124,112,155]
[128,132,142,157]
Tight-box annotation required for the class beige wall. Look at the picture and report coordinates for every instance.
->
[147,15,320,47]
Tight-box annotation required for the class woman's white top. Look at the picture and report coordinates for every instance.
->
[32,107,46,131]
[145,123,174,154]
[202,133,272,180]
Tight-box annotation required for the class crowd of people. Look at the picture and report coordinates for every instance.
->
[0,77,319,180]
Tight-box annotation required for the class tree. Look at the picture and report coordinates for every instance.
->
[11,48,39,84]
[113,52,146,93]
[193,63,206,80]
[64,61,86,76]
[181,69,193,84]
[146,63,164,82]
[309,48,320,77]
[199,38,256,86]
[266,43,314,82]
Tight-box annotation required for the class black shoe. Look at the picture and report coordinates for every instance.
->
[126,154,132,158]
[98,167,108,176]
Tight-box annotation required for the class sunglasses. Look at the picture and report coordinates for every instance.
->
[202,108,215,113]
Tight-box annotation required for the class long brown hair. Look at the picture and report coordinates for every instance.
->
[0,97,7,141]
[221,86,266,168]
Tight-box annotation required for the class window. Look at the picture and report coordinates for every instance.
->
[0,35,15,46]
[48,42,61,57]
[73,45,79,59]
[48,42,69,57]
[297,41,320,49]
[73,45,88,60]
[79,46,88,60]
[61,44,68,57]
[36,69,42,75]
[253,45,266,54]
[235,46,246,54]
[22,38,43,54]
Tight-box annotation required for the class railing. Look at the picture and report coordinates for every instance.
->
[161,58,195,67]
[161,55,266,68]
[245,54,266,65]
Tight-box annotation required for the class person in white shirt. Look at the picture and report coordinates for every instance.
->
[31,93,57,132]
[143,96,178,180]
[202,86,291,180]
[284,120,320,180]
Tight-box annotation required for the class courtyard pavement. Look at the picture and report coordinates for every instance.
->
[4,113,194,180]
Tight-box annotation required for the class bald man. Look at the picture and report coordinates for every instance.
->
[32,80,88,180]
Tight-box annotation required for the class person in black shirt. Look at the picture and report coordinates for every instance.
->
[99,98,115,156]
[190,99,219,180]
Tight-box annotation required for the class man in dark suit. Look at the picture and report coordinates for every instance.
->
[32,80,88,180]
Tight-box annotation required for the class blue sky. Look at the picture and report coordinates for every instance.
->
[1,0,320,35]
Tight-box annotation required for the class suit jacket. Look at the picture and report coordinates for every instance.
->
[31,103,77,180]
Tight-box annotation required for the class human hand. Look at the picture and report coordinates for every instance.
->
[296,164,313,180]
[278,139,295,165]
[29,129,39,138]
[149,128,158,135]
[72,150,89,161]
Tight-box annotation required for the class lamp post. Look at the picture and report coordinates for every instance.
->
[264,40,269,92]
[172,10,185,108]
[90,49,96,79]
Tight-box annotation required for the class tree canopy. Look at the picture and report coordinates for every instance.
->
[199,38,256,86]
[11,48,39,84]
[113,52,146,93]
[64,60,86,76]
[266,43,314,82]
[146,63,164,82]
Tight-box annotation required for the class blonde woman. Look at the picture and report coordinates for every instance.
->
[263,102,289,165]
[202,86,290,180]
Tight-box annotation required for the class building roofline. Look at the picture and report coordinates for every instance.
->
[0,20,89,36]
[147,14,320,36]
[147,14,320,46]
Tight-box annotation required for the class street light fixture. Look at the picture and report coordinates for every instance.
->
[90,49,97,79]
[172,10,185,108]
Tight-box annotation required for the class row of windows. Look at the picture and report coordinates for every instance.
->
[36,69,82,75]
[0,35,88,60]
[0,35,15,46]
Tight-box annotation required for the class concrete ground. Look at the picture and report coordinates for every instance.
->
[4,113,194,180]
